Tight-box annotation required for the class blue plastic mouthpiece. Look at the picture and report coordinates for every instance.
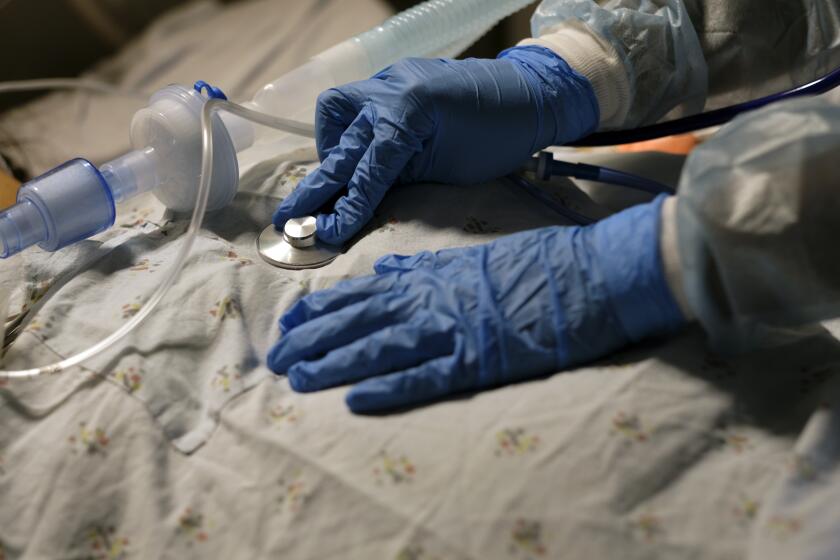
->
[0,159,116,258]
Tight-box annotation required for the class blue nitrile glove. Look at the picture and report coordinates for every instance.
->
[273,46,600,245]
[267,196,686,414]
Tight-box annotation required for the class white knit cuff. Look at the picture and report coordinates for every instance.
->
[518,20,631,130]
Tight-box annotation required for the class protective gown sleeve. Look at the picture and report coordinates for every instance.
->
[522,0,840,130]
[680,0,840,111]
[668,97,840,354]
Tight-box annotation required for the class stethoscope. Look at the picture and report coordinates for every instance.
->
[512,64,840,224]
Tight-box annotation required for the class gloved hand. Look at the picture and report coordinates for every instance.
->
[273,46,600,245]
[267,196,686,413]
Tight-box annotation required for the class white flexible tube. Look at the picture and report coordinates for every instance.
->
[430,19,499,59]
[354,0,535,70]
[231,102,315,138]
[0,78,147,99]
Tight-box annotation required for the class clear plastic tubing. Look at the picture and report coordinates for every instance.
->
[359,0,530,66]
[246,0,536,128]
[0,0,536,378]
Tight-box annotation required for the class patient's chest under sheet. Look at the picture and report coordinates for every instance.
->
[3,153,840,558]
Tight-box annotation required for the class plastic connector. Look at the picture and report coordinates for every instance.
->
[0,159,115,258]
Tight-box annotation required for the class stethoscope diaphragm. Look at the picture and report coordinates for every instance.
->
[257,216,340,270]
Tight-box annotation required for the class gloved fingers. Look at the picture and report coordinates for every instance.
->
[345,353,461,414]
[315,87,363,161]
[373,246,469,274]
[279,273,400,334]
[286,312,457,392]
[316,118,422,245]
[268,292,413,373]
[373,251,436,273]
[272,106,375,229]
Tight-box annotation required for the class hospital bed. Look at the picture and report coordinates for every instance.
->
[2,1,840,558]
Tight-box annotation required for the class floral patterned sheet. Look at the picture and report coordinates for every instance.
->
[4,0,840,557]
[3,154,840,559]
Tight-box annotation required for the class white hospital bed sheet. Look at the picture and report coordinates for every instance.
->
[4,154,840,559]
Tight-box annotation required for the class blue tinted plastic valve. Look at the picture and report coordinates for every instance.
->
[0,199,48,258]
[0,158,116,258]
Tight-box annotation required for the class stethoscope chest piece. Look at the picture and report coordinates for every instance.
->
[257,216,339,270]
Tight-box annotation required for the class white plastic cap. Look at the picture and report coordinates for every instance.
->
[130,85,239,213]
